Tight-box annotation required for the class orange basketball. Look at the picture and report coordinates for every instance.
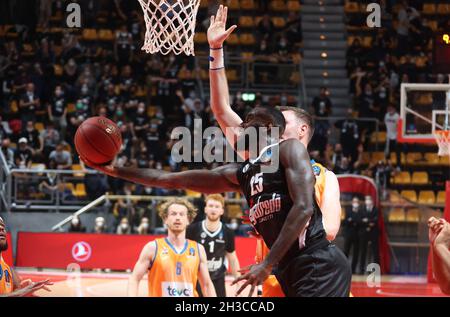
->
[74,116,122,164]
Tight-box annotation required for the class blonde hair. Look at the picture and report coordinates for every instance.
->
[278,106,315,142]
[158,197,198,223]
[205,194,225,208]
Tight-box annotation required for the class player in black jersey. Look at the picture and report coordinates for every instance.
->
[83,105,352,297]
[186,194,241,297]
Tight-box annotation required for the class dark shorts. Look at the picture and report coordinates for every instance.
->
[276,244,352,297]
[196,274,226,297]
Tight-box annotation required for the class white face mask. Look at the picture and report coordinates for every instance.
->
[121,223,128,230]
[229,222,238,230]
[72,219,79,226]
[141,223,149,230]
[352,203,359,209]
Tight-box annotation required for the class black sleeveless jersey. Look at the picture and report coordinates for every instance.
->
[236,142,326,268]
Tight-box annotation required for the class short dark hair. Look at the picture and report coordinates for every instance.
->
[278,106,315,142]
[245,105,286,135]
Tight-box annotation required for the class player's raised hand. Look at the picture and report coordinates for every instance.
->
[207,5,237,49]
[428,217,445,244]
[79,156,118,178]
[434,220,450,248]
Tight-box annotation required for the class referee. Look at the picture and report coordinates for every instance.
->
[187,194,241,297]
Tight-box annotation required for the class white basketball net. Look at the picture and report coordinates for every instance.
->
[434,130,450,156]
[138,0,201,56]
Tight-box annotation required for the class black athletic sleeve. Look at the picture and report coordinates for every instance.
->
[224,226,236,253]
[185,222,197,241]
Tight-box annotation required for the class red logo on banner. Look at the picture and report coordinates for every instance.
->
[71,241,92,262]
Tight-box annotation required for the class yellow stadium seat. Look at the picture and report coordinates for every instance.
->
[411,171,428,185]
[437,4,450,14]
[82,29,98,41]
[226,69,239,82]
[394,172,411,185]
[241,0,255,10]
[226,204,243,218]
[400,190,417,202]
[362,36,373,48]
[424,153,440,166]
[98,29,114,41]
[418,191,435,204]
[287,1,301,12]
[388,208,406,222]
[389,191,401,203]
[345,1,360,13]
[64,183,75,193]
[194,32,207,44]
[240,33,256,45]
[406,152,423,165]
[370,131,386,144]
[270,0,287,12]
[72,164,85,177]
[406,208,420,223]
[389,152,406,165]
[185,189,201,198]
[423,4,436,14]
[429,20,438,32]
[272,17,286,28]
[241,52,254,61]
[239,16,255,28]
[226,33,240,45]
[439,155,450,165]
[34,122,45,132]
[227,0,240,10]
[54,64,63,76]
[437,191,446,204]
[74,183,86,197]
[371,152,385,164]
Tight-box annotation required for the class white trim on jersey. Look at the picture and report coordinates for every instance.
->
[249,142,281,165]
[201,220,223,238]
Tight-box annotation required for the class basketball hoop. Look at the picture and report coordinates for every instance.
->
[434,130,450,156]
[137,0,201,56]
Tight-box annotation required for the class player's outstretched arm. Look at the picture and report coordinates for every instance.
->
[197,244,217,297]
[128,241,155,297]
[321,170,341,241]
[81,157,241,194]
[429,218,450,294]
[0,279,53,297]
[208,5,243,154]
[233,139,315,296]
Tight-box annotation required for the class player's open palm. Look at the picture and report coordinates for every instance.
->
[207,5,237,49]
[428,217,445,244]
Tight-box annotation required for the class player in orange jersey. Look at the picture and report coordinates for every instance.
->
[127,198,216,297]
[0,217,52,297]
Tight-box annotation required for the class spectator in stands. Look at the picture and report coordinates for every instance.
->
[346,38,365,74]
[40,121,60,160]
[19,83,41,124]
[331,143,344,171]
[356,80,377,120]
[38,0,52,29]
[1,138,15,168]
[48,142,72,170]
[0,115,12,142]
[131,102,149,140]
[352,144,366,174]
[116,217,132,235]
[14,138,33,169]
[384,104,401,168]
[93,217,107,234]
[68,216,86,233]
[335,109,360,163]
[344,197,362,274]
[371,160,394,190]
[48,85,68,140]
[359,195,379,274]
[115,24,134,65]
[285,12,302,45]
[20,121,42,157]
[396,0,410,57]
[334,156,352,175]
[63,58,79,85]
[312,87,332,118]
[428,217,450,295]
[136,217,151,235]
[257,14,275,42]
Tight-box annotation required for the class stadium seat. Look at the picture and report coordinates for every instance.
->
[240,0,255,10]
[411,171,428,185]
[423,4,436,14]
[287,1,301,12]
[428,20,438,32]
[439,155,449,165]
[370,131,386,144]
[34,122,44,132]
[226,33,240,45]
[389,152,406,165]
[226,69,239,82]
[424,153,440,166]
[370,152,385,164]
[362,37,373,48]
[270,0,287,12]
[437,191,446,204]
[389,190,401,203]
[388,208,406,223]
[227,0,240,10]
[394,172,411,185]
[241,52,254,61]
[344,1,360,13]
[406,152,423,165]
[240,33,256,46]
[290,72,301,84]
[98,29,114,41]
[74,183,86,197]
[418,191,435,204]
[194,32,207,44]
[64,183,75,193]
[400,190,417,202]
[185,189,201,198]
[54,64,63,76]
[239,16,255,28]
[82,29,98,41]
[437,4,450,14]
[72,164,85,177]
[226,204,243,218]
[272,17,286,29]
[406,208,420,223]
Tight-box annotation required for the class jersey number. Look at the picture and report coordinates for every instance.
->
[208,241,215,253]
[250,173,264,196]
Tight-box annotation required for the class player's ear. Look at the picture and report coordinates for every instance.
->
[298,122,308,139]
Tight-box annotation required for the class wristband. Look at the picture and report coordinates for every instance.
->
[209,47,224,70]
